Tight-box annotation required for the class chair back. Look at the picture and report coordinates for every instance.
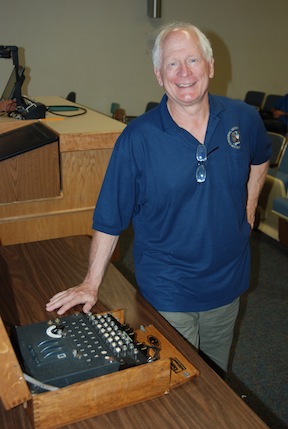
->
[277,143,288,174]
[244,91,265,109]
[145,102,160,112]
[113,108,126,122]
[268,132,287,167]
[262,94,282,112]
[66,91,76,102]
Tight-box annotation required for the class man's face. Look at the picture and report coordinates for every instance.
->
[154,29,214,108]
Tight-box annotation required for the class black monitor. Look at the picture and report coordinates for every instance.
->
[1,65,25,101]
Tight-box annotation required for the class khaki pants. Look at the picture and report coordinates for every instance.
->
[159,297,240,372]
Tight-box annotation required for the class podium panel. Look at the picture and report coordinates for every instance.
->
[0,141,60,203]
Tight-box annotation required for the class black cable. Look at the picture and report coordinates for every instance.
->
[47,105,87,118]
[146,345,160,362]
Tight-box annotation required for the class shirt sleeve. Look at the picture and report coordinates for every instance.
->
[92,130,140,235]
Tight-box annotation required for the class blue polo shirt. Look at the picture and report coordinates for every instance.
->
[93,94,271,312]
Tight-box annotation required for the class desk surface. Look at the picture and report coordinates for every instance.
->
[0,96,126,152]
[37,96,126,134]
[0,236,268,429]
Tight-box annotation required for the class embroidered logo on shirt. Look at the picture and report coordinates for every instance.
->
[227,126,241,149]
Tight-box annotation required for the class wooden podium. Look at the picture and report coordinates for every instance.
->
[0,97,126,245]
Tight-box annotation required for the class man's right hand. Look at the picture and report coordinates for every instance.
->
[45,281,99,315]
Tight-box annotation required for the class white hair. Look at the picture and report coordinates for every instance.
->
[152,22,213,69]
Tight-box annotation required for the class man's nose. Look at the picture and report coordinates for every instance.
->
[179,62,191,76]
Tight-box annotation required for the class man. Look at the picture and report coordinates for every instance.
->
[46,22,271,373]
[262,94,288,135]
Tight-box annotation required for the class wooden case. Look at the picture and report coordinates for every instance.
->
[0,310,199,429]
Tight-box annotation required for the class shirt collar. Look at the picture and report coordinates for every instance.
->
[159,93,225,133]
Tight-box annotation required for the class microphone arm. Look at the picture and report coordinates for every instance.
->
[0,45,23,106]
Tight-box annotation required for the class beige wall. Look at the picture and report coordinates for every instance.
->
[1,0,287,116]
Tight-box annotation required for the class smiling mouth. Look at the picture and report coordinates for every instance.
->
[177,83,194,88]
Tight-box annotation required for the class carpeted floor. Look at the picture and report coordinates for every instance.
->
[114,226,288,429]
[228,230,288,429]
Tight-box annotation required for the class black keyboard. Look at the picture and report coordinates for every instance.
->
[12,312,149,392]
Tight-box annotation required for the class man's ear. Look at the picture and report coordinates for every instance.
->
[154,67,163,86]
[209,58,215,79]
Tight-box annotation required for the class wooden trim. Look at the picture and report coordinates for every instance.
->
[59,131,122,152]
[0,317,31,409]
[28,359,170,429]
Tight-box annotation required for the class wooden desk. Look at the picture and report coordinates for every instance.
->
[0,236,268,429]
[0,97,125,245]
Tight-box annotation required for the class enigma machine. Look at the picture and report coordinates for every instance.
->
[0,310,199,429]
[12,312,153,392]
